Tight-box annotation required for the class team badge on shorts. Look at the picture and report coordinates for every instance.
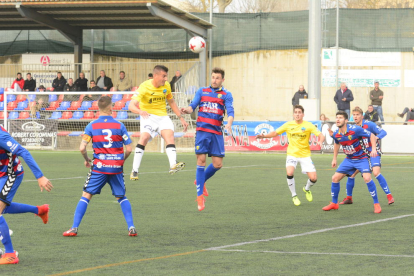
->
[196,146,200,150]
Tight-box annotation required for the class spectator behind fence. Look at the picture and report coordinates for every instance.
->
[75,72,88,92]
[170,70,182,92]
[148,73,153,80]
[292,85,308,106]
[96,70,113,91]
[320,114,329,122]
[23,73,36,92]
[370,80,384,124]
[334,82,354,118]
[10,73,24,92]
[31,87,49,117]
[397,107,414,125]
[364,105,379,123]
[52,72,66,92]
[83,80,101,101]
[114,71,132,91]
[64,78,78,92]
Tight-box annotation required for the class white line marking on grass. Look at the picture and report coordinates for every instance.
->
[206,214,414,251]
[214,249,414,258]
[23,176,85,182]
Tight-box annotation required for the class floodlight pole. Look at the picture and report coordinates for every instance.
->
[209,0,213,77]
[91,29,94,81]
[308,0,322,117]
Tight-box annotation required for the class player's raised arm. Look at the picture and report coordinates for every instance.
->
[256,130,279,139]
[167,97,188,132]
[181,87,203,115]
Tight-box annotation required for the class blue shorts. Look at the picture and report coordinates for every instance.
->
[0,173,24,206]
[83,171,125,197]
[337,158,371,176]
[195,131,225,157]
[370,155,381,167]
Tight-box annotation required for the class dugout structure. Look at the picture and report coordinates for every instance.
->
[0,0,213,87]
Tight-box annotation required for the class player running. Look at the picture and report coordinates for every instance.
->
[339,107,394,205]
[256,105,325,206]
[323,110,381,213]
[129,65,188,181]
[0,126,53,265]
[63,96,137,237]
[180,68,234,211]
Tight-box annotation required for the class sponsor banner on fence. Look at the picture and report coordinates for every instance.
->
[9,120,58,148]
[223,121,321,152]
[322,69,401,88]
[320,121,343,153]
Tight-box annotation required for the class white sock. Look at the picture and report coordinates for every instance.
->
[305,179,314,191]
[132,146,145,173]
[287,177,296,197]
[166,145,177,168]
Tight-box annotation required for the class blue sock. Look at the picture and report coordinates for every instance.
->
[331,182,340,204]
[118,197,134,229]
[3,203,38,214]
[196,165,205,197]
[72,197,89,229]
[0,216,13,253]
[376,174,391,195]
[366,180,379,204]
[204,164,220,182]
[346,177,355,197]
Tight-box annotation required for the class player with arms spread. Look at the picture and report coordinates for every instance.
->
[129,65,188,180]
[339,107,394,205]
[256,105,325,206]
[63,96,137,237]
[0,126,53,265]
[181,68,234,211]
[323,110,381,213]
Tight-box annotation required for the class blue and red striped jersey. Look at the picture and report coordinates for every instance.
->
[332,124,372,159]
[0,126,43,179]
[359,120,387,152]
[83,116,132,174]
[189,86,234,135]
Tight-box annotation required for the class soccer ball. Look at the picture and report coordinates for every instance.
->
[189,36,206,53]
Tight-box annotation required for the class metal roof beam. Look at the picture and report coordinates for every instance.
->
[147,3,207,37]
[37,6,149,13]
[16,4,82,44]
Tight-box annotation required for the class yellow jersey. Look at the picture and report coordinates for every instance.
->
[131,80,173,116]
[276,120,321,158]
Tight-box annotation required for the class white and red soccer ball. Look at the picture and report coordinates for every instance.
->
[189,36,206,54]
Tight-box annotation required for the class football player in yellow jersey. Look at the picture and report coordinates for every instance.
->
[256,105,325,206]
[128,65,188,180]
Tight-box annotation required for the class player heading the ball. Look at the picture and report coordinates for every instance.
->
[129,65,188,181]
[63,96,137,237]
[256,105,325,206]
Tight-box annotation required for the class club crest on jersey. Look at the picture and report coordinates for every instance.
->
[163,89,167,94]
[348,135,352,140]
[104,119,107,122]
[218,94,222,98]
[301,127,306,132]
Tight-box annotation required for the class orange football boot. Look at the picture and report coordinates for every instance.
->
[194,180,209,197]
[339,196,353,205]
[322,202,339,211]
[387,194,394,205]
[374,203,382,214]
[62,228,78,237]
[197,195,205,211]
[0,251,19,265]
[36,204,49,224]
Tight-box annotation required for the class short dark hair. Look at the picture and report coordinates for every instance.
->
[57,72,62,74]
[98,96,112,111]
[120,71,125,74]
[68,78,73,81]
[294,104,304,113]
[148,73,153,78]
[17,72,21,76]
[90,81,95,84]
[153,65,168,74]
[212,67,225,78]
[336,110,348,120]
[27,73,31,76]
[368,105,373,108]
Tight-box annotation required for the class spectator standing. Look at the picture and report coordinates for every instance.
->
[23,73,36,91]
[52,72,66,92]
[292,85,308,106]
[10,73,24,92]
[370,81,384,124]
[170,70,182,92]
[114,71,132,91]
[397,107,414,125]
[96,70,113,91]
[364,105,379,123]
[75,72,88,92]
[333,82,354,118]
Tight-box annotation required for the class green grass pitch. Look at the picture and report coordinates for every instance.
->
[1,152,413,275]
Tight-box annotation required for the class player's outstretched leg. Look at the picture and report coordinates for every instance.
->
[0,215,18,265]
[375,173,394,205]
[322,182,340,211]
[166,144,185,174]
[63,196,90,237]
[287,175,300,206]
[196,165,206,211]
[117,197,137,236]
[193,163,221,197]
[3,203,49,224]
[340,177,354,204]
[131,144,145,181]
[303,178,316,202]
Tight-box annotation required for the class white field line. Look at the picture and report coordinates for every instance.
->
[213,249,414,258]
[206,214,414,251]
[21,165,264,182]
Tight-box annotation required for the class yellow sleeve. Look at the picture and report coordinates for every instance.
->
[276,122,288,135]
[131,85,143,102]
[310,123,321,135]
[165,82,173,100]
